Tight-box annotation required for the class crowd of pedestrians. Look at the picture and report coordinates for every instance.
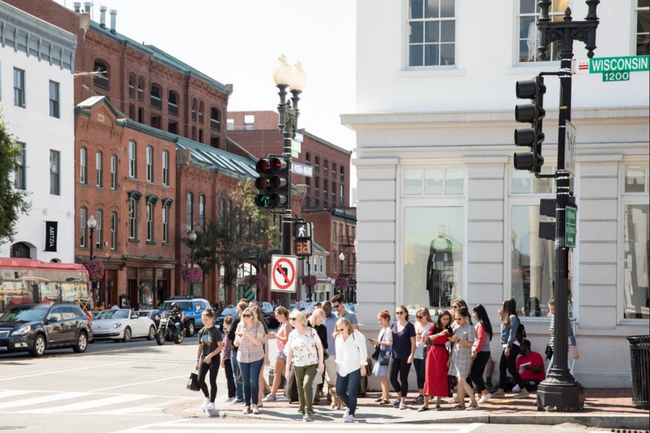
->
[192,295,578,422]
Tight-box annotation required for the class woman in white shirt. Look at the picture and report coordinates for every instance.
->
[334,318,368,423]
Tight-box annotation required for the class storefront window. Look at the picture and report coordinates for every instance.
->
[512,166,555,194]
[404,207,464,313]
[624,204,649,319]
[624,165,648,193]
[511,205,563,317]
[405,167,465,196]
[139,280,154,309]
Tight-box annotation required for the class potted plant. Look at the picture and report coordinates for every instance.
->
[182,266,203,284]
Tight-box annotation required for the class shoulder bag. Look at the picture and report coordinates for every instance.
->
[187,372,200,392]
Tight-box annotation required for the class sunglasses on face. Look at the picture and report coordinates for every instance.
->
[337,328,346,332]
[416,315,423,319]
[332,304,341,308]
[242,314,252,318]
[452,305,459,309]
[289,317,297,321]
[396,311,405,315]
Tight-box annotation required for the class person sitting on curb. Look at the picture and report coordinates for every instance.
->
[514,339,545,392]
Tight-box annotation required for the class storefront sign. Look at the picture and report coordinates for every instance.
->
[44,221,58,252]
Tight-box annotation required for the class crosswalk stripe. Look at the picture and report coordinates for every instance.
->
[0,390,34,399]
[20,393,151,413]
[0,392,87,409]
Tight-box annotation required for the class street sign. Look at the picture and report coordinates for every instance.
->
[564,120,576,175]
[565,206,577,249]
[270,255,297,293]
[291,161,313,178]
[574,56,649,82]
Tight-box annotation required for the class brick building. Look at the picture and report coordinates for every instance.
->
[5,0,230,150]
[75,96,178,309]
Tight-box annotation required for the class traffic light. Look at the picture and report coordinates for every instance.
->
[255,156,289,209]
[514,76,546,173]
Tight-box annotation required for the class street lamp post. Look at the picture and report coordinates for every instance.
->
[339,252,345,299]
[273,55,307,310]
[188,230,197,295]
[535,0,600,412]
[87,215,97,305]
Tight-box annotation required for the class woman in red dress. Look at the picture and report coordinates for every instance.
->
[419,310,453,412]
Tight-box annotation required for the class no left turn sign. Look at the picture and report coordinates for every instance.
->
[271,255,298,293]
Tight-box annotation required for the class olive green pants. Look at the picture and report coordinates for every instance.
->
[294,364,318,414]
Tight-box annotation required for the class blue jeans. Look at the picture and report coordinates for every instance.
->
[239,358,264,407]
[231,354,244,401]
[336,369,361,416]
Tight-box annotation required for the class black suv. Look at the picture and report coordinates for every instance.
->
[0,303,93,357]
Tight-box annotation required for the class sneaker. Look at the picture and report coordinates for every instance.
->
[413,395,424,405]
[225,397,235,402]
[303,413,312,422]
[511,391,529,399]
[251,405,260,414]
[263,394,276,402]
[478,393,493,404]
[201,397,210,410]
[206,402,215,411]
[235,398,245,404]
[392,398,400,408]
[344,407,350,418]
[399,402,406,410]
[492,391,506,398]
[242,406,250,415]
[512,384,521,393]
[344,414,355,423]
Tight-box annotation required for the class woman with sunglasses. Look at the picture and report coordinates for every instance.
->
[249,304,271,406]
[413,307,433,405]
[493,298,529,399]
[368,309,392,404]
[334,317,368,423]
[419,310,452,411]
[448,307,479,410]
[234,307,266,415]
[285,310,324,422]
[470,304,493,403]
[265,306,291,402]
[389,305,416,410]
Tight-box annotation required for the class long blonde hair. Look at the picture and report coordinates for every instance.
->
[309,308,326,327]
[236,307,260,333]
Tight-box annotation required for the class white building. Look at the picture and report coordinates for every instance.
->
[0,2,77,263]
[342,0,649,388]
[300,241,333,302]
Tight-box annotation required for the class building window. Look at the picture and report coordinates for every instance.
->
[404,167,464,195]
[93,59,109,89]
[306,152,311,164]
[511,205,557,318]
[332,163,337,177]
[624,204,649,319]
[187,192,194,232]
[50,150,60,195]
[198,101,204,124]
[96,151,103,188]
[80,207,87,247]
[404,207,463,309]
[324,180,328,198]
[128,141,137,178]
[211,107,221,131]
[324,160,329,177]
[511,166,556,194]
[146,202,154,242]
[110,155,118,190]
[315,156,320,173]
[146,146,154,182]
[199,195,206,231]
[162,151,170,186]
[340,166,345,182]
[227,119,234,130]
[333,223,337,244]
[244,114,255,130]
[333,252,338,272]
[150,83,162,110]
[138,76,145,101]
[129,198,137,239]
[111,212,118,250]
[198,130,204,143]
[14,142,26,190]
[518,0,564,63]
[14,68,25,108]
[625,164,649,193]
[408,0,456,67]
[168,90,179,116]
[162,204,169,243]
[129,72,136,98]
[192,98,197,122]
[637,0,650,55]
[80,147,87,185]
[96,210,103,250]
[49,81,60,118]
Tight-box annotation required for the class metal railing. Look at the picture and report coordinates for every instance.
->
[151,95,162,110]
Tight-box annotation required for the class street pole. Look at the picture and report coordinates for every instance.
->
[535,0,599,412]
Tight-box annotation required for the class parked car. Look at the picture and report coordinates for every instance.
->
[0,303,92,357]
[290,301,313,318]
[344,303,357,314]
[261,302,274,315]
[92,308,156,342]
[215,307,238,332]
[158,296,210,337]
[138,309,159,328]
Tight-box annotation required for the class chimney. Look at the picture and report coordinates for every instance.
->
[100,6,107,28]
[83,2,92,13]
[109,9,117,34]
[73,2,81,13]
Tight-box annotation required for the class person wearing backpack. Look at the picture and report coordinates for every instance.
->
[493,298,529,399]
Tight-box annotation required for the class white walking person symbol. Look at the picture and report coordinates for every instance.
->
[298,225,306,237]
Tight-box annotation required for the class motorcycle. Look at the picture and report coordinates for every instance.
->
[155,310,184,345]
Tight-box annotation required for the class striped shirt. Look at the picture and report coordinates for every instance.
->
[549,316,577,347]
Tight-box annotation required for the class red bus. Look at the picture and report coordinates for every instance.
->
[0,258,92,315]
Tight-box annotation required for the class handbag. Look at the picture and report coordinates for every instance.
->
[378,349,390,366]
[545,344,553,360]
[187,372,200,392]
[365,356,374,377]
[371,345,381,361]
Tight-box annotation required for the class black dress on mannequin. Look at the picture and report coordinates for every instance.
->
[426,237,454,307]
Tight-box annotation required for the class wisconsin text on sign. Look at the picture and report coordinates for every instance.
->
[590,56,650,73]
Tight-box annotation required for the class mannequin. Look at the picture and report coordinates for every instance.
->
[426,226,454,307]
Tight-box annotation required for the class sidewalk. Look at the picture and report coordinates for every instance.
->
[172,388,649,429]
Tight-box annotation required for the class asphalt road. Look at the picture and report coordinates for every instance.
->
[0,338,600,433]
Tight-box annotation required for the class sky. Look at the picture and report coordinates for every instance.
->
[54,0,357,152]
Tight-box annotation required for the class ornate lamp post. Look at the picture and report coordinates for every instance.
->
[87,215,97,261]
[339,252,345,299]
[272,55,307,310]
[188,230,197,295]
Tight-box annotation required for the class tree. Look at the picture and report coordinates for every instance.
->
[182,180,280,300]
[0,112,31,246]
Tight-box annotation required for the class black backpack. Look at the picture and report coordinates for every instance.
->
[516,321,527,344]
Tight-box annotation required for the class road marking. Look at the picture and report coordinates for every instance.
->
[0,390,33,399]
[90,374,188,392]
[0,361,134,382]
[0,391,87,409]
[20,393,150,413]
